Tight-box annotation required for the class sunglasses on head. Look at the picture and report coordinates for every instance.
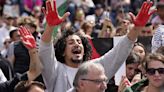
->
[146,68,164,75]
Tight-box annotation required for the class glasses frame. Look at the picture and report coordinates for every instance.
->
[81,78,108,84]
[146,68,164,75]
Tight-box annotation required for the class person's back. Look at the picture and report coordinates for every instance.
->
[14,41,30,74]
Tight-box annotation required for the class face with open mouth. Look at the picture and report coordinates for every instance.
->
[64,34,84,67]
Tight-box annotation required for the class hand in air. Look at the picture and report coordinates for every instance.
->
[118,76,132,92]
[42,0,70,26]
[129,0,156,26]
[18,26,36,50]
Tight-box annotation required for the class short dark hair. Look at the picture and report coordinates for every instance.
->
[14,81,46,92]
[157,1,164,9]
[9,29,18,38]
[54,30,92,63]
[126,51,140,65]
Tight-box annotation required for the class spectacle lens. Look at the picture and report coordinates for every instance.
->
[146,68,164,75]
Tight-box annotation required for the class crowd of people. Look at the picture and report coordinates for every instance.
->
[0,0,163,92]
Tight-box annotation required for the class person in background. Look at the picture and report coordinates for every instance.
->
[0,26,43,92]
[151,25,164,53]
[14,81,45,92]
[81,21,100,59]
[0,15,16,50]
[139,23,154,37]
[151,1,164,29]
[125,52,140,82]
[98,18,116,38]
[22,0,42,16]
[7,29,20,63]
[120,53,164,92]
[1,38,11,58]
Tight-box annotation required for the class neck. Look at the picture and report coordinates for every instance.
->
[146,85,160,92]
[65,61,79,68]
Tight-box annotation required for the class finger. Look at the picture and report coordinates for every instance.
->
[148,9,157,16]
[24,27,31,35]
[19,26,25,37]
[42,7,46,15]
[46,1,53,12]
[145,1,153,14]
[61,12,70,22]
[53,0,58,15]
[139,2,147,15]
[129,12,135,22]
[22,26,29,35]
[20,36,26,43]
[51,0,55,11]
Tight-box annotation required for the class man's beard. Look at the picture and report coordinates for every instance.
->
[71,58,83,64]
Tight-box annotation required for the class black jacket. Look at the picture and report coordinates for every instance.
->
[0,73,28,92]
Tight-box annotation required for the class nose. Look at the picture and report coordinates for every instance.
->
[100,81,107,90]
[154,70,160,76]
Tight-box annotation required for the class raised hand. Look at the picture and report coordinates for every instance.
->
[18,26,36,49]
[42,0,70,26]
[129,0,156,26]
[118,76,132,92]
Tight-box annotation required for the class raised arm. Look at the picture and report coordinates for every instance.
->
[93,0,156,80]
[127,0,156,41]
[18,26,43,81]
[41,0,70,43]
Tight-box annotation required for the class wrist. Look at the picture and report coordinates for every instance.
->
[29,48,38,54]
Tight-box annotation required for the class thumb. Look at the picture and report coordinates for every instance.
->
[61,12,70,21]
[129,12,135,23]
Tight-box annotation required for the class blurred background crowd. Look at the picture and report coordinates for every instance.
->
[0,0,163,92]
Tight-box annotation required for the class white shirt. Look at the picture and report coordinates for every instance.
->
[152,25,164,52]
[65,65,78,87]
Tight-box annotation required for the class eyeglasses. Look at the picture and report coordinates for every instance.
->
[81,78,108,84]
[4,41,11,44]
[146,68,164,75]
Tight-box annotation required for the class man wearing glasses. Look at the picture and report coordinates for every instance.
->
[67,62,108,92]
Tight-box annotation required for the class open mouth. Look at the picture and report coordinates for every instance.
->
[72,46,82,54]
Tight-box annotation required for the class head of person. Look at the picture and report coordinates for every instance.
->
[133,42,146,62]
[73,62,108,92]
[3,38,11,48]
[17,16,38,39]
[139,23,153,37]
[126,51,140,81]
[75,7,85,22]
[133,42,146,74]
[3,15,15,26]
[156,1,164,21]
[143,53,164,88]
[9,29,20,42]
[55,30,92,68]
[95,4,104,17]
[14,81,46,92]
[81,21,94,36]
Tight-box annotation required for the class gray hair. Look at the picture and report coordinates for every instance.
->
[73,62,104,87]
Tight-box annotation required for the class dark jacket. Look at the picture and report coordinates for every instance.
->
[0,73,28,92]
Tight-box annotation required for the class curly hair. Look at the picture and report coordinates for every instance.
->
[54,30,92,63]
